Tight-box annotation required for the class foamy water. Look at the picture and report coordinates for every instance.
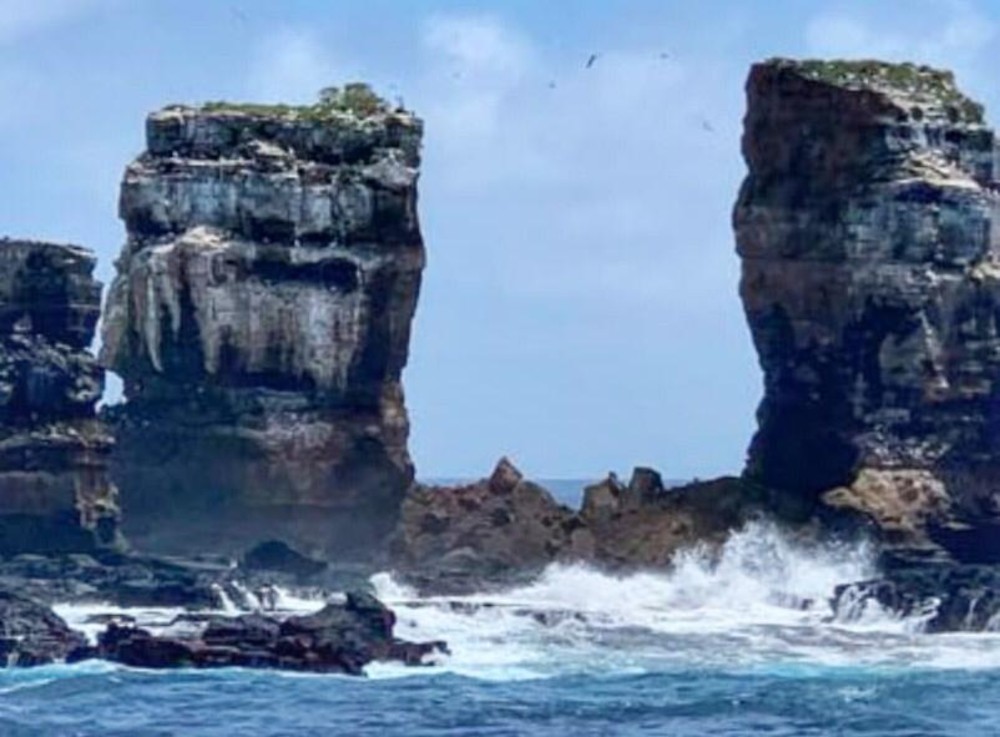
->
[16,521,1000,735]
[50,521,1000,680]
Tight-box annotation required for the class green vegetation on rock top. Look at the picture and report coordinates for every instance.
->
[767,58,984,123]
[199,82,406,121]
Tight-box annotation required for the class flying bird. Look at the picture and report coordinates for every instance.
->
[700,118,715,133]
[586,53,599,69]
[230,6,248,23]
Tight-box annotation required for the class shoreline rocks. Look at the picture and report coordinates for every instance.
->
[73,591,446,675]
[390,457,761,594]
[100,93,425,559]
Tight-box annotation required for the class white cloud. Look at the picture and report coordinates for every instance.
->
[412,12,738,306]
[0,0,104,45]
[246,28,361,105]
[805,1,995,64]
[422,13,532,80]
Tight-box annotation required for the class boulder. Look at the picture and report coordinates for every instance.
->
[0,589,87,666]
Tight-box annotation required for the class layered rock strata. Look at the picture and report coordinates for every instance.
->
[0,240,117,553]
[734,59,1000,560]
[101,93,425,558]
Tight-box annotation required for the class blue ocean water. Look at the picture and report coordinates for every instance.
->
[2,662,999,736]
[3,489,1000,736]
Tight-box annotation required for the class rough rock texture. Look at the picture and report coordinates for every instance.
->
[0,240,118,553]
[734,59,1000,560]
[77,591,446,674]
[0,590,87,666]
[390,458,586,593]
[101,98,425,558]
[390,458,759,594]
[833,565,1000,633]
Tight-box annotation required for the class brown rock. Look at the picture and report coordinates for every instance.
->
[734,58,1000,559]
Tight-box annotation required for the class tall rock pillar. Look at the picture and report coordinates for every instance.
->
[735,59,1000,558]
[101,91,425,558]
[0,239,118,553]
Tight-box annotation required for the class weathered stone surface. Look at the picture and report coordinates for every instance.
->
[734,59,1000,559]
[390,458,759,594]
[101,96,425,559]
[390,458,584,593]
[79,591,446,674]
[833,564,1000,633]
[0,589,87,666]
[0,240,117,554]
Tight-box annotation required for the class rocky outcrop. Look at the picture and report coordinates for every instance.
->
[390,458,759,594]
[100,90,425,558]
[0,240,118,554]
[390,458,585,593]
[0,589,87,666]
[734,59,1000,560]
[75,591,446,674]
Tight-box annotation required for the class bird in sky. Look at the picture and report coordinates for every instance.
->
[586,53,599,69]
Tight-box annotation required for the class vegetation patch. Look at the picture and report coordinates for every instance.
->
[768,58,984,123]
[201,83,399,121]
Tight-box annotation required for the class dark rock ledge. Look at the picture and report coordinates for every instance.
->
[0,586,445,675]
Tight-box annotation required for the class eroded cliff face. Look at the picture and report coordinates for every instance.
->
[101,98,424,558]
[734,59,1000,560]
[0,239,118,553]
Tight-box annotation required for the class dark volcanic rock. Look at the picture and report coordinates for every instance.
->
[88,591,446,674]
[100,93,425,559]
[0,590,87,666]
[833,564,1000,633]
[390,458,760,594]
[734,59,1000,558]
[240,540,327,580]
[0,239,118,554]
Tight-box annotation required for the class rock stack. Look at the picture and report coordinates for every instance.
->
[0,239,118,553]
[101,89,425,558]
[734,59,1000,561]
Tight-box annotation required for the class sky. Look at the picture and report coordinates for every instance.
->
[0,0,998,480]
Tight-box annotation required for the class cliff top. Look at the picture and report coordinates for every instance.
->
[758,58,985,124]
[187,82,414,124]
[146,83,421,165]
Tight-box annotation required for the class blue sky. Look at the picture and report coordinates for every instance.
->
[0,0,998,479]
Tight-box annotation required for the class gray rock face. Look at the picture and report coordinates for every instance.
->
[734,59,1000,557]
[101,100,425,559]
[0,239,118,553]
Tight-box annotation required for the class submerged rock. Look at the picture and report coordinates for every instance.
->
[0,239,118,554]
[734,59,1000,559]
[100,95,425,559]
[833,564,1000,633]
[82,591,446,674]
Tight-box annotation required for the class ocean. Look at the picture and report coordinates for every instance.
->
[2,482,999,736]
